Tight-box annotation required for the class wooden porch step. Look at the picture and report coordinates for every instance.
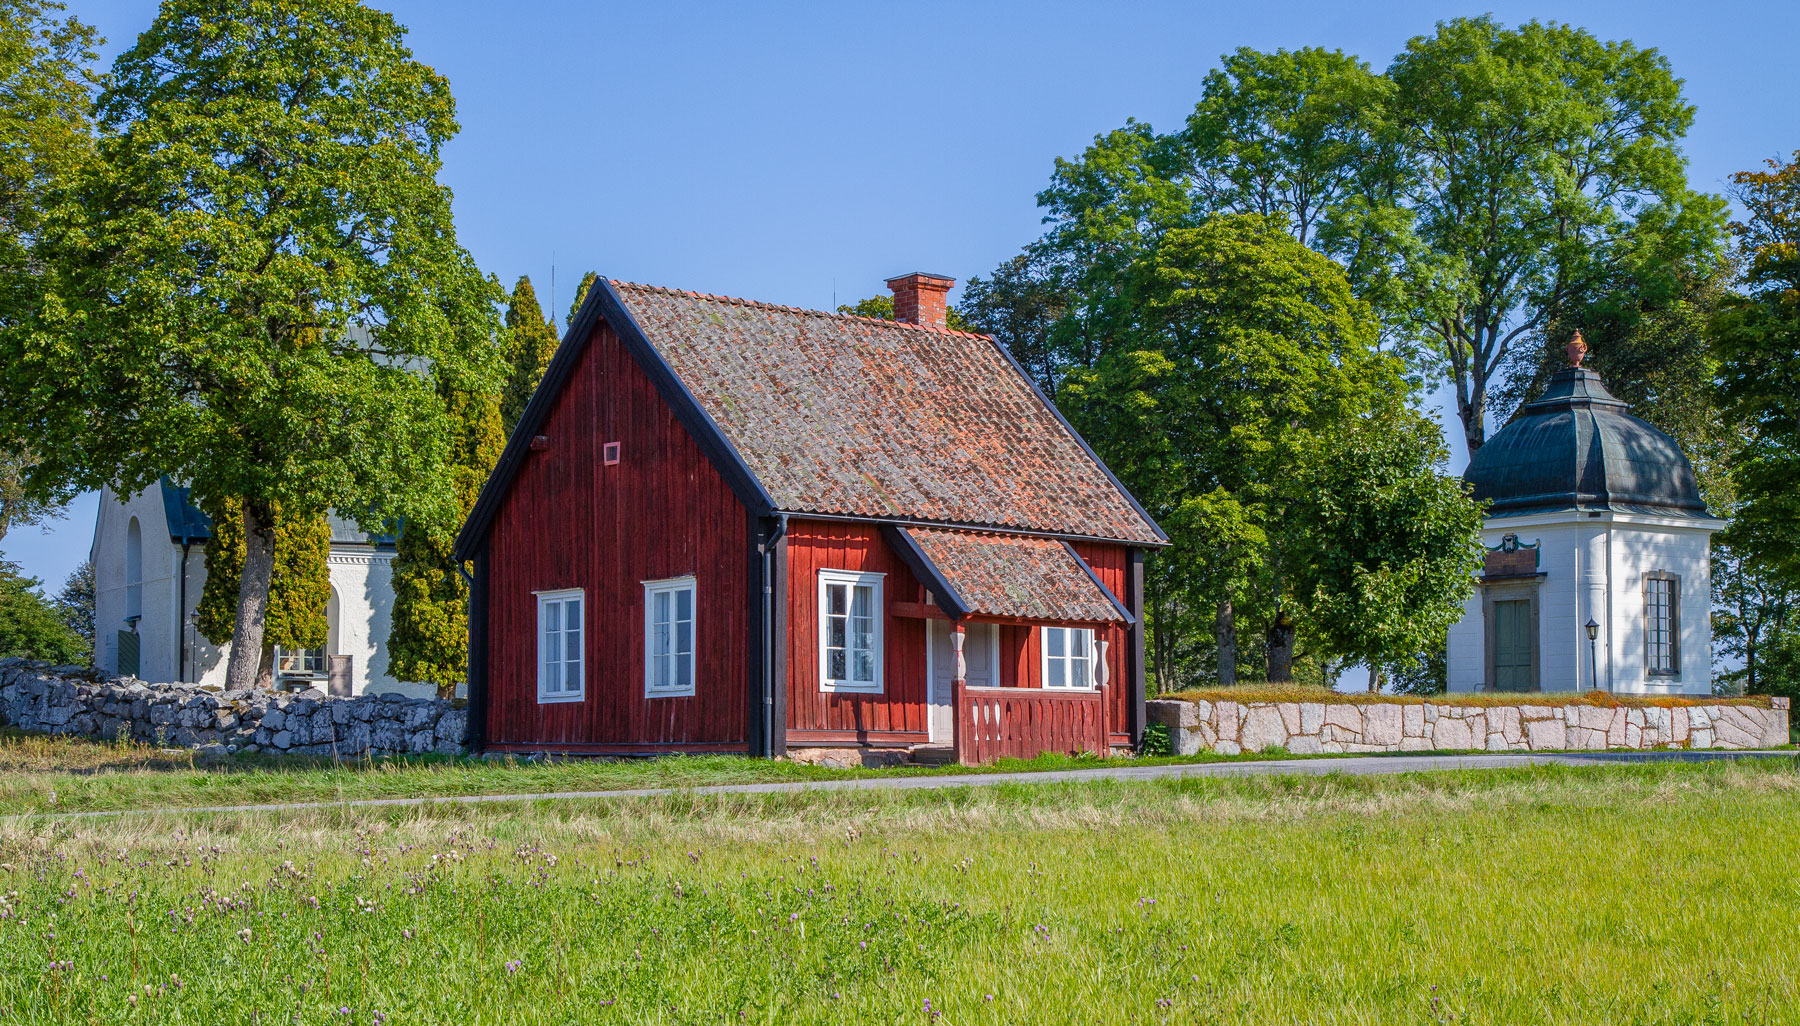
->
[907,745,958,766]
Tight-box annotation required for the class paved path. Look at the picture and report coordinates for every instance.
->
[16,748,1794,821]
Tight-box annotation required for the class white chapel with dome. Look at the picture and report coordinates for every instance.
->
[1445,334,1724,694]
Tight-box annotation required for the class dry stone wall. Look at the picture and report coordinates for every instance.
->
[1148,695,1790,756]
[0,659,467,758]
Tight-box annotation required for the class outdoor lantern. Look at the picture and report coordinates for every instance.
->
[1584,618,1599,641]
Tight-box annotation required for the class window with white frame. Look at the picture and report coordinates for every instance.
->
[1042,626,1096,689]
[1645,572,1680,676]
[819,569,883,692]
[644,576,697,697]
[536,589,585,703]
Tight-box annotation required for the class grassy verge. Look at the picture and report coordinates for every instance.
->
[0,759,1794,1023]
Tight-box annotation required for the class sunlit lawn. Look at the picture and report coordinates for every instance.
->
[0,759,1795,1023]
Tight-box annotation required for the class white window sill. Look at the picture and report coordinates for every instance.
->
[645,687,697,699]
[537,693,585,704]
[820,682,883,694]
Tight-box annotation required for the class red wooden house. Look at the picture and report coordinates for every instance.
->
[453,272,1167,763]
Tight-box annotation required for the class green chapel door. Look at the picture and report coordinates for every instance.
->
[1491,599,1534,692]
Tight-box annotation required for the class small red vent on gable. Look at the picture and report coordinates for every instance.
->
[603,441,621,465]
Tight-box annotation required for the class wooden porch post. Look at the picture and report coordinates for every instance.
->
[951,623,968,764]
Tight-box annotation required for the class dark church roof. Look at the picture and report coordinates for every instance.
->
[1464,367,1712,519]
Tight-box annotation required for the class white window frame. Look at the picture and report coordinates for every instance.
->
[643,576,698,698]
[818,569,884,693]
[535,588,586,704]
[1041,626,1097,690]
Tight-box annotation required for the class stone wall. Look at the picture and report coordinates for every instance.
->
[0,659,467,757]
[1148,695,1790,756]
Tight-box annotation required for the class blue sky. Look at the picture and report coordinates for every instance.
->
[7,0,1798,595]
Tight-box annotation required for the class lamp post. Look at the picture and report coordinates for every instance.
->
[1585,618,1600,692]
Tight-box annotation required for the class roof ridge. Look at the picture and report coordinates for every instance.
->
[608,278,994,341]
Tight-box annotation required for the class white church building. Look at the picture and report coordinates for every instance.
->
[1447,339,1723,694]
[89,480,421,696]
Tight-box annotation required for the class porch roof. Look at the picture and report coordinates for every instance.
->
[894,527,1131,624]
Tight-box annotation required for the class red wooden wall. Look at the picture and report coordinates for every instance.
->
[483,320,749,753]
[783,520,930,744]
[992,543,1131,743]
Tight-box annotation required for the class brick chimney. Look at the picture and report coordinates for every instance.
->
[885,272,954,329]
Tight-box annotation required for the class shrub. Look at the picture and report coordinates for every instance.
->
[1140,722,1172,757]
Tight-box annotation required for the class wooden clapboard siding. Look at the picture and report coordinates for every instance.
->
[1070,541,1133,744]
[484,319,749,752]
[783,520,929,741]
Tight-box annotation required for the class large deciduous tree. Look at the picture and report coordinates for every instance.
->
[1386,17,1723,454]
[0,1,98,543]
[193,496,332,686]
[24,0,503,689]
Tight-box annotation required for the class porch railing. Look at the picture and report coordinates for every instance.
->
[952,682,1108,766]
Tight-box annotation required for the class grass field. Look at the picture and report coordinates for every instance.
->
[0,758,1796,1023]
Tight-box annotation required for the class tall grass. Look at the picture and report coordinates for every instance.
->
[0,760,1795,1023]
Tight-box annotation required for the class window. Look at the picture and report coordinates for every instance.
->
[643,577,697,697]
[819,570,883,692]
[1645,572,1680,676]
[1042,626,1096,689]
[536,589,584,703]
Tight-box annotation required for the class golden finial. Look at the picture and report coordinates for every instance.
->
[1565,329,1588,369]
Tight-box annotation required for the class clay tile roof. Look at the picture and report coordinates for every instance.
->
[610,281,1164,544]
[903,527,1127,623]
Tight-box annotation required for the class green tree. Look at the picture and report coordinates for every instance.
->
[194,496,332,686]
[387,381,504,696]
[54,557,92,646]
[836,294,973,332]
[1062,214,1463,685]
[568,270,598,327]
[1385,17,1725,454]
[959,253,1069,393]
[0,2,99,542]
[0,560,86,664]
[501,276,559,431]
[22,0,503,690]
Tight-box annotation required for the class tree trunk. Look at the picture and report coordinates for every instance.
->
[1215,598,1236,687]
[1368,664,1383,694]
[1265,612,1295,683]
[223,501,277,690]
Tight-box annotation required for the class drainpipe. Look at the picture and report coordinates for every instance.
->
[762,513,788,759]
[178,540,192,682]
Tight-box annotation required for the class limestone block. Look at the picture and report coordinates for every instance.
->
[1624,722,1640,748]
[435,709,468,743]
[1690,727,1713,749]
[1570,726,1607,751]
[1193,700,1212,725]
[1287,735,1324,755]
[1525,718,1566,750]
[1214,741,1241,756]
[1605,709,1626,748]
[1402,705,1426,737]
[1689,706,1712,731]
[1766,708,1791,747]
[1324,704,1361,733]
[1215,702,1241,742]
[1239,705,1288,752]
[1671,707,1690,744]
[1432,716,1474,750]
[1423,704,1439,723]
[1489,706,1522,744]
[1465,711,1487,741]
[1520,705,1553,721]
[1301,703,1325,735]
[1147,699,1197,731]
[1173,727,1204,757]
[1326,724,1360,743]
[271,729,293,749]
[331,701,352,725]
[1278,703,1302,735]
[1486,733,1510,752]
[262,708,286,731]
[1399,737,1433,751]
[1321,741,1344,753]
[1711,707,1764,749]
[1364,704,1403,747]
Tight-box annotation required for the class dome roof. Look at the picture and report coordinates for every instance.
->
[1464,367,1710,518]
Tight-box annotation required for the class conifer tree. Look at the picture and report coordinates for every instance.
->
[386,383,505,696]
[194,496,332,687]
[501,276,559,431]
[568,271,598,328]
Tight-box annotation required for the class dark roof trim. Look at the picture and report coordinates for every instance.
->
[881,525,972,621]
[1061,541,1136,626]
[785,509,1167,549]
[454,279,776,560]
[982,338,1169,545]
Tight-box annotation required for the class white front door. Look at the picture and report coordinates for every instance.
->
[928,621,997,743]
